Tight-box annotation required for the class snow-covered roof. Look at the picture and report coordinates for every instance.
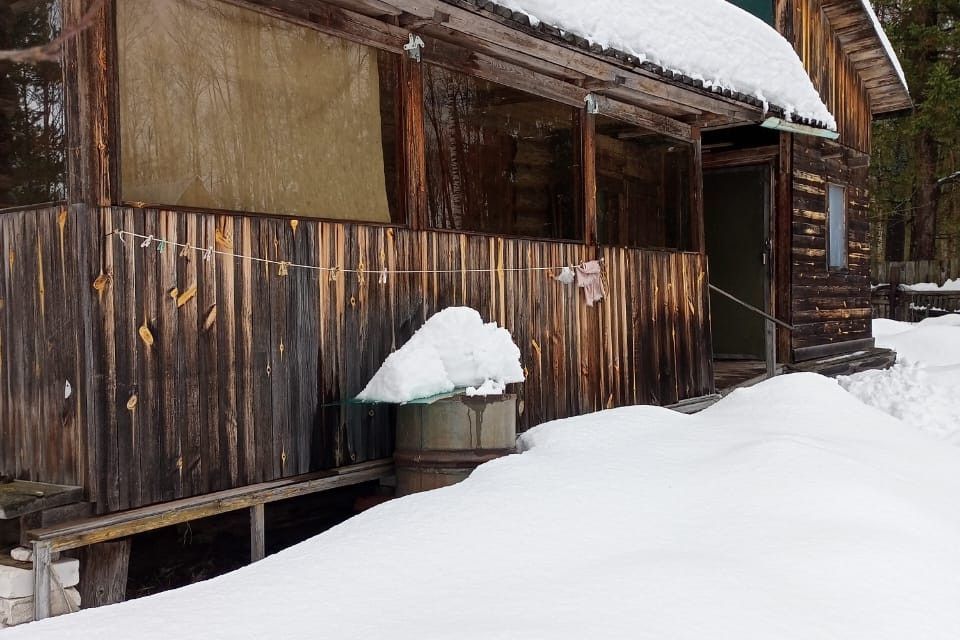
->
[860,0,908,92]
[488,0,837,130]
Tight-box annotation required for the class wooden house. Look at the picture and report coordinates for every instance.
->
[0,0,908,614]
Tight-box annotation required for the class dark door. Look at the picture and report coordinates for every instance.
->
[704,166,770,360]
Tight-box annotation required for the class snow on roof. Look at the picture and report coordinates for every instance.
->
[492,0,837,129]
[860,0,909,92]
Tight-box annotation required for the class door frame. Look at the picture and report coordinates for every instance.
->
[702,145,779,375]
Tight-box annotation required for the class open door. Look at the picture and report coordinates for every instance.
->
[704,165,773,387]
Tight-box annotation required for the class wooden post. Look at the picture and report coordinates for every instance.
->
[890,265,902,321]
[250,503,265,562]
[32,541,53,620]
[63,0,120,206]
[689,129,704,253]
[79,540,131,608]
[581,109,597,246]
[401,55,428,230]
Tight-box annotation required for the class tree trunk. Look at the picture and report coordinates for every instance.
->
[912,129,939,259]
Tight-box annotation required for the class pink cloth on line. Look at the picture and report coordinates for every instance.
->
[575,260,606,306]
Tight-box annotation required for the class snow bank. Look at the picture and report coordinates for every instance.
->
[356,307,524,403]
[840,316,960,443]
[494,0,836,127]
[14,374,960,639]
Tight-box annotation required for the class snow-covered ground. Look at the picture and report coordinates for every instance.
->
[9,321,960,638]
[840,315,960,443]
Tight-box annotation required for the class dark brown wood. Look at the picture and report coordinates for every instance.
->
[689,130,704,253]
[63,0,119,206]
[79,540,131,609]
[588,95,693,142]
[582,110,597,246]
[401,57,428,230]
[250,504,265,562]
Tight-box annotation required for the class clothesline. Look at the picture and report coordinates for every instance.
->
[108,229,604,276]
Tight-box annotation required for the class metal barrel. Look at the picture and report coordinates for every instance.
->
[394,394,517,496]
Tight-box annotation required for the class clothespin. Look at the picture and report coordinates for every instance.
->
[203,246,214,261]
[179,242,191,258]
[329,266,339,282]
[379,267,388,285]
[140,234,154,248]
[278,261,289,277]
[156,240,167,253]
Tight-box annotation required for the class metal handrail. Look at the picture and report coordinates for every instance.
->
[708,284,794,332]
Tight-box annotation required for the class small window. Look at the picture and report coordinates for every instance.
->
[117,0,403,222]
[0,0,65,208]
[422,65,581,240]
[595,116,692,250]
[827,183,847,269]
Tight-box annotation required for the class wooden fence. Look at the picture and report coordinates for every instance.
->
[871,285,960,321]
[873,259,960,286]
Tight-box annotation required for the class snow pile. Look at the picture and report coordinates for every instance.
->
[494,0,836,127]
[13,374,960,639]
[840,315,960,443]
[902,278,960,292]
[356,307,524,403]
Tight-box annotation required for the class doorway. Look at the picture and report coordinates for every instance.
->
[704,165,772,389]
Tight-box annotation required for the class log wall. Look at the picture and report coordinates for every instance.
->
[1,204,714,512]
[790,136,872,357]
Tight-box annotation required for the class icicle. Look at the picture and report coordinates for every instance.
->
[140,234,154,248]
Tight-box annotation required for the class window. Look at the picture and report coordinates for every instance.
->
[422,65,581,240]
[117,0,402,222]
[0,0,65,208]
[595,116,692,250]
[827,183,847,269]
[726,0,775,26]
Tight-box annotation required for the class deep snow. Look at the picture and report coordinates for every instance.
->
[495,0,836,127]
[10,372,960,639]
[840,315,960,444]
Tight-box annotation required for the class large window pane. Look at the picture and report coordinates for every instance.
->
[118,0,402,222]
[595,116,692,250]
[0,0,65,208]
[423,66,581,239]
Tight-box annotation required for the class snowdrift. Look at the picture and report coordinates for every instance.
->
[13,373,960,639]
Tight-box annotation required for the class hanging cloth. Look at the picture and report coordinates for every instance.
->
[575,260,606,306]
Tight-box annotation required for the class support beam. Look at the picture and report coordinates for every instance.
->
[587,94,693,142]
[32,541,53,620]
[689,129,704,253]
[79,540,131,608]
[581,110,597,246]
[250,504,265,562]
[401,57,428,230]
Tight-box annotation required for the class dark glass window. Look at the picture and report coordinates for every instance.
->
[118,0,402,222]
[595,116,692,250]
[0,0,65,208]
[423,65,581,240]
[726,0,775,26]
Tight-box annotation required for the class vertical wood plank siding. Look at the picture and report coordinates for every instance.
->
[1,205,714,511]
[794,0,872,153]
[791,137,872,355]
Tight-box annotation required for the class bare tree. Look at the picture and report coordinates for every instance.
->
[0,0,105,63]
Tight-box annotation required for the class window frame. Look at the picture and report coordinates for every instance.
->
[826,182,848,271]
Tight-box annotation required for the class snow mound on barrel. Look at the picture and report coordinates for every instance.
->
[356,307,524,403]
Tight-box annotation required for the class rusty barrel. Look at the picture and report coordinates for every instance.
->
[394,394,517,496]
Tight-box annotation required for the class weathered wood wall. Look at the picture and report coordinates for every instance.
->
[1,204,714,512]
[793,0,873,154]
[791,136,872,358]
[0,205,83,487]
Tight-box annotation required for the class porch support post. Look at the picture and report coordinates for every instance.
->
[689,128,705,253]
[250,503,265,562]
[32,541,53,620]
[581,109,597,246]
[401,55,428,230]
